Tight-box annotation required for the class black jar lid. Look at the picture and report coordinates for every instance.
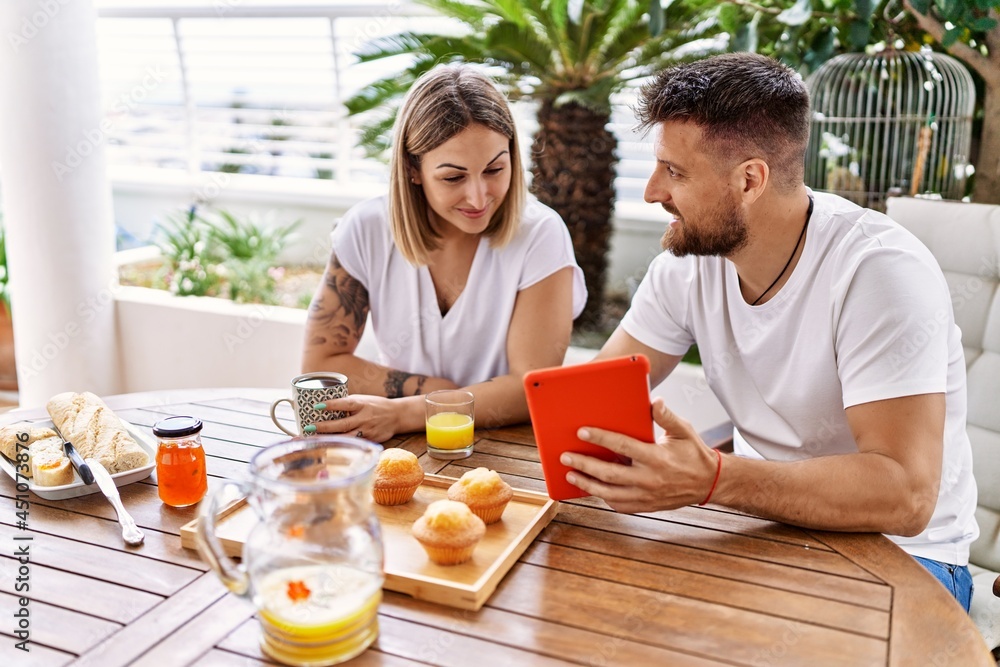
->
[153,416,203,438]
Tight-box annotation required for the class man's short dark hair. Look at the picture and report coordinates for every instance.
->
[637,53,810,192]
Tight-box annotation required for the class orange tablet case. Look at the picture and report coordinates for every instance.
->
[524,355,655,501]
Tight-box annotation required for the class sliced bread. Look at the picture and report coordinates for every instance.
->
[29,437,74,486]
[0,423,59,472]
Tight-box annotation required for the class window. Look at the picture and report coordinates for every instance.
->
[95,1,656,202]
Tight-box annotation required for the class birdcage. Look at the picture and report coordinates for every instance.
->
[805,48,975,211]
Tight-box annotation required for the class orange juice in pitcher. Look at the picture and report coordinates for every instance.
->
[196,436,384,666]
[257,564,382,665]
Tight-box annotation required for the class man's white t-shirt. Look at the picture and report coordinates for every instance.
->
[622,191,978,565]
[332,195,586,388]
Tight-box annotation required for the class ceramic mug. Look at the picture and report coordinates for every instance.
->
[270,372,348,436]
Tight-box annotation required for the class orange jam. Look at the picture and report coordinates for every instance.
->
[153,416,208,508]
[156,440,208,507]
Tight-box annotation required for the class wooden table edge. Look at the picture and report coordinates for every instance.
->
[807,529,993,666]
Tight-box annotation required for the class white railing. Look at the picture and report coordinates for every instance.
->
[93,0,657,204]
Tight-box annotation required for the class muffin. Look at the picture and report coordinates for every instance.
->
[372,448,424,505]
[447,467,513,524]
[411,499,486,565]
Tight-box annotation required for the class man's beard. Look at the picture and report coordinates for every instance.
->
[660,198,749,257]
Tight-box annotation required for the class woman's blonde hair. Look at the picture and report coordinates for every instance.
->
[389,64,525,265]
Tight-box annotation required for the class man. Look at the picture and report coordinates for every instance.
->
[561,53,978,610]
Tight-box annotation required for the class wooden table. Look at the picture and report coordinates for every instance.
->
[0,389,992,667]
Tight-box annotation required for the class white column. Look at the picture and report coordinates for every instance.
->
[0,0,122,406]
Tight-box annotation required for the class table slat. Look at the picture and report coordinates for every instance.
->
[541,521,890,610]
[0,591,121,655]
[73,573,230,667]
[490,562,887,666]
[8,479,201,536]
[472,437,542,463]
[372,613,579,667]
[126,403,291,436]
[555,504,881,581]
[192,648,279,667]
[130,593,256,667]
[0,495,208,571]
[523,540,889,638]
[216,618,431,667]
[378,592,728,667]
[0,523,200,596]
[0,634,74,667]
[0,559,162,624]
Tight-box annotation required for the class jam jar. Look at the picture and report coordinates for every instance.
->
[153,416,208,507]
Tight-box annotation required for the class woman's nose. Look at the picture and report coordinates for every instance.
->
[465,179,487,208]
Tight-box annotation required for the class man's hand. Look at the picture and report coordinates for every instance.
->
[561,398,721,513]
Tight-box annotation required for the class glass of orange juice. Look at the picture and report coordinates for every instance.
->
[425,390,475,460]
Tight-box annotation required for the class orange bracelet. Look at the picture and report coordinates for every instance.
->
[698,449,723,506]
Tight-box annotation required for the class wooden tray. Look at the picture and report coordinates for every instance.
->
[180,474,558,610]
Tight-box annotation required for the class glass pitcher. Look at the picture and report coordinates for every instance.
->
[196,436,384,667]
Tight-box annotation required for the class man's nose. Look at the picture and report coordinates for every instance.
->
[644,173,669,204]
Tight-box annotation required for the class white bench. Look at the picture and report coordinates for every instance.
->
[887,196,1000,649]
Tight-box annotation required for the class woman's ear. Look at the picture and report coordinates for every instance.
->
[407,156,422,185]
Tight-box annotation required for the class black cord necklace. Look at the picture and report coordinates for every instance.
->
[747,196,813,306]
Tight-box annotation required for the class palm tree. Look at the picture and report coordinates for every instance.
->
[345,0,721,329]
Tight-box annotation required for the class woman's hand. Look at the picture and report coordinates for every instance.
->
[312,395,404,444]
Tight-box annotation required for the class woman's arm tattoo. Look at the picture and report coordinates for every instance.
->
[384,370,430,398]
[307,252,370,350]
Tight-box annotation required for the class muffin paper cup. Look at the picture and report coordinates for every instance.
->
[373,484,420,506]
[468,502,509,525]
[419,543,478,566]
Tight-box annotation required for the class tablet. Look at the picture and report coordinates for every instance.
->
[524,355,655,501]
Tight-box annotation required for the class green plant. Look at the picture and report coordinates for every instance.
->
[204,209,301,304]
[346,0,722,329]
[207,209,298,262]
[155,206,301,305]
[0,217,9,317]
[156,206,226,297]
[709,0,894,76]
[902,0,1000,203]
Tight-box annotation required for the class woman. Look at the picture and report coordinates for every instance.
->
[302,64,586,442]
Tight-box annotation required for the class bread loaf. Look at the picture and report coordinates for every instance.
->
[29,437,74,486]
[46,392,150,474]
[0,423,59,466]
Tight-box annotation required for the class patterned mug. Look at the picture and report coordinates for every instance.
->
[270,372,348,436]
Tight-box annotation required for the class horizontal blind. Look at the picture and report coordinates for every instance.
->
[94,2,657,204]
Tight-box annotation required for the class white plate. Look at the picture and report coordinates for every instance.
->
[0,419,156,500]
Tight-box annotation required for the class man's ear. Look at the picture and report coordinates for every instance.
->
[738,159,768,204]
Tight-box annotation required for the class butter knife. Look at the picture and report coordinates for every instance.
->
[62,441,95,485]
[86,458,145,546]
[50,424,95,486]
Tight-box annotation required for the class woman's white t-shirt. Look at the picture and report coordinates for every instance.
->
[622,191,978,565]
[331,195,586,388]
